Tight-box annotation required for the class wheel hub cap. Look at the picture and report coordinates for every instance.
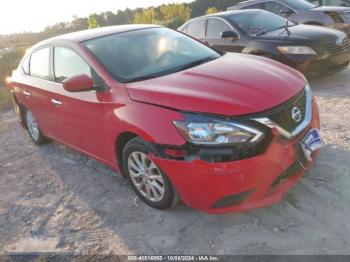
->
[26,111,39,141]
[127,151,165,202]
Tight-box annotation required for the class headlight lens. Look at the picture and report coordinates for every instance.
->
[174,114,264,145]
[278,46,317,55]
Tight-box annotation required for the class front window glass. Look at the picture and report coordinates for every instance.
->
[206,19,233,37]
[265,2,291,14]
[325,0,350,6]
[54,47,91,83]
[242,3,265,9]
[187,20,205,37]
[229,10,296,35]
[280,0,316,9]
[83,27,220,83]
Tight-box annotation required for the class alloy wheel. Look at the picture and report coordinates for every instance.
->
[26,111,40,141]
[127,151,165,202]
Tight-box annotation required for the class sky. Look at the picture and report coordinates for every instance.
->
[0,0,193,34]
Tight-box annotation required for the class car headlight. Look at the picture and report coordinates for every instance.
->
[278,46,317,55]
[173,114,264,145]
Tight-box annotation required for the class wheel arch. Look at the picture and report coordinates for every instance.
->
[115,132,138,177]
[11,92,27,128]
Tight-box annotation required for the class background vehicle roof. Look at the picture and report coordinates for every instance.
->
[187,9,262,21]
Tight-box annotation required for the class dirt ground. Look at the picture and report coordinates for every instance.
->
[0,68,350,256]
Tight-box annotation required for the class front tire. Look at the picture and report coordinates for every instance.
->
[25,109,48,145]
[122,137,180,210]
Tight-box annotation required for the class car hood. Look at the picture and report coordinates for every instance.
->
[125,53,306,116]
[312,6,350,13]
[260,24,345,43]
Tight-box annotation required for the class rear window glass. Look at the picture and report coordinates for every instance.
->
[30,47,50,80]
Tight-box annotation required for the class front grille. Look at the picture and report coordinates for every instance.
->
[318,37,349,54]
[267,90,307,133]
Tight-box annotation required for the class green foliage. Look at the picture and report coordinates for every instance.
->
[159,4,191,22]
[133,4,191,29]
[189,0,242,17]
[0,86,11,111]
[133,7,158,24]
[0,48,25,86]
[88,16,99,29]
[206,7,219,15]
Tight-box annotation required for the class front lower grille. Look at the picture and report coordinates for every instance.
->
[267,90,307,133]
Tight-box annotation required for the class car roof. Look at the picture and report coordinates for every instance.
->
[32,24,161,48]
[231,0,263,8]
[187,9,263,21]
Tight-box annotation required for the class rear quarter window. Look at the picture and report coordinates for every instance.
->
[187,20,205,37]
[22,56,30,75]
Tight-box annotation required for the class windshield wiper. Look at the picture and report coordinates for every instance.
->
[177,56,218,71]
[124,73,163,83]
[124,56,218,83]
[254,30,267,36]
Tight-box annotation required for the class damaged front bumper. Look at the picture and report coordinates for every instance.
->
[150,101,321,214]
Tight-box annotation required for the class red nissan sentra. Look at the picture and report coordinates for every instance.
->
[8,25,323,214]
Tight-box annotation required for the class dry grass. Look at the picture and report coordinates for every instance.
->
[0,86,11,111]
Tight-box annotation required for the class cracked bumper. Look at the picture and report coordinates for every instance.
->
[150,101,321,214]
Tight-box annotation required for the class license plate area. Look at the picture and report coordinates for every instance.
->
[300,128,323,162]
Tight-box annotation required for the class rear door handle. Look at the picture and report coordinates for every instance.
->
[51,99,63,107]
[23,91,31,97]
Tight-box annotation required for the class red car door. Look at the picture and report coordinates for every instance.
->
[14,46,57,137]
[49,46,111,163]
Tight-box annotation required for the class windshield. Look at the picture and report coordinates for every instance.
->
[280,0,316,9]
[83,27,220,83]
[229,10,296,35]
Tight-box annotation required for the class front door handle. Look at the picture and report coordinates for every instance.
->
[51,99,63,107]
[23,91,31,97]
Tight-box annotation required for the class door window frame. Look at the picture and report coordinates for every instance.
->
[263,0,299,14]
[186,18,207,38]
[204,17,241,39]
[23,45,54,82]
[52,44,106,92]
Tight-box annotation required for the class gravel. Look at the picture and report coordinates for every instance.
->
[0,68,349,255]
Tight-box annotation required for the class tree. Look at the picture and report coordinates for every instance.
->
[88,16,99,29]
[206,7,219,14]
[133,7,158,24]
[0,48,25,85]
[159,4,191,22]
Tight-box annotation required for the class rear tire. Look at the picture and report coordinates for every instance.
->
[25,109,49,145]
[122,137,180,210]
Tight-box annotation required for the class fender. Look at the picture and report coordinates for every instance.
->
[112,101,186,146]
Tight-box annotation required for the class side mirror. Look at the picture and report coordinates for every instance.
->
[280,7,293,17]
[221,30,239,39]
[63,74,94,92]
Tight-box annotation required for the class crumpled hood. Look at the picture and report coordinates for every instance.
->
[125,53,306,116]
